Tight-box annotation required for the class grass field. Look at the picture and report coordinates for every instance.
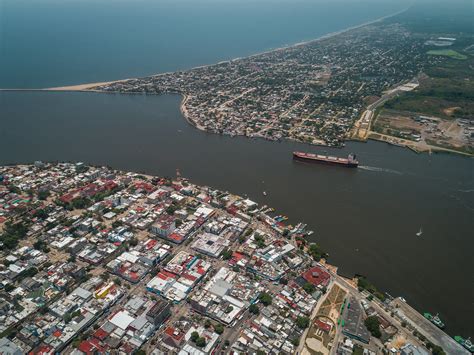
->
[427,49,467,60]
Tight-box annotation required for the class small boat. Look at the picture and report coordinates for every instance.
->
[416,227,423,237]
[454,336,474,353]
[424,312,445,329]
[263,191,267,196]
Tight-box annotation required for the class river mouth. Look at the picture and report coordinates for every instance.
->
[1,90,473,336]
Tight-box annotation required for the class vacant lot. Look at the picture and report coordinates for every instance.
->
[374,109,472,153]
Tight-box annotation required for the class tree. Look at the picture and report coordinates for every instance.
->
[307,243,326,261]
[33,209,49,219]
[254,234,266,248]
[249,304,260,315]
[190,331,199,343]
[4,284,15,292]
[38,190,50,200]
[431,345,446,355]
[296,316,310,329]
[364,316,381,338]
[290,337,300,346]
[71,197,90,210]
[33,240,46,250]
[214,323,224,334]
[195,337,206,348]
[221,248,233,260]
[258,292,272,306]
[1,222,28,250]
[303,282,315,294]
[166,205,177,215]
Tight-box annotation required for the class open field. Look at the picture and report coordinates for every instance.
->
[427,49,467,60]
[373,109,473,154]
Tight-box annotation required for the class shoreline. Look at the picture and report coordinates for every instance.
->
[178,93,207,132]
[0,7,409,92]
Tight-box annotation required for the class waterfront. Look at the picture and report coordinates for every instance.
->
[1,91,472,337]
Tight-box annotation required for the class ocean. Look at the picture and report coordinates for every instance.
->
[1,0,409,88]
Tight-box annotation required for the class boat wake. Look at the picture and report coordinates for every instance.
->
[358,165,403,175]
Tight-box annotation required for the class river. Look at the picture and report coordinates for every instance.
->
[1,92,472,336]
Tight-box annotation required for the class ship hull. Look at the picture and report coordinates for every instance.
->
[293,153,358,168]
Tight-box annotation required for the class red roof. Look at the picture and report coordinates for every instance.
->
[159,270,177,280]
[78,337,108,355]
[302,266,330,287]
[181,272,198,282]
[145,239,158,249]
[165,326,185,341]
[93,328,109,341]
[169,233,184,242]
[315,319,332,332]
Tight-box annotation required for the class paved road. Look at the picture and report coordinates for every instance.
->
[392,298,469,355]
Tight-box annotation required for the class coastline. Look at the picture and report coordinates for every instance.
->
[0,7,409,92]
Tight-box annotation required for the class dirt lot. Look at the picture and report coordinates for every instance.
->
[374,109,473,153]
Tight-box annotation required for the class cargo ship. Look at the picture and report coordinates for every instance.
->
[293,152,359,168]
[424,312,445,329]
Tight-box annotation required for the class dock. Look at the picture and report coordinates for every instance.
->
[391,298,469,355]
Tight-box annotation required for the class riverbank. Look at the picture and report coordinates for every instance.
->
[367,132,474,157]
[179,94,207,132]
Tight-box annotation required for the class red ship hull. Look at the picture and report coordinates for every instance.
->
[293,152,358,168]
